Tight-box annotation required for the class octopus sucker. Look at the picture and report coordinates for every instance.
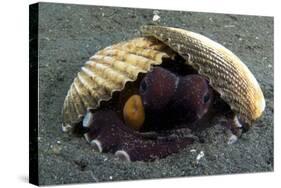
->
[82,110,94,129]
[62,25,265,161]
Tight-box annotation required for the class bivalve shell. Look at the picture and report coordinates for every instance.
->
[140,25,265,125]
[62,25,266,132]
[62,37,176,130]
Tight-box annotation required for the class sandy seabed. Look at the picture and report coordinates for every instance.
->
[36,3,273,185]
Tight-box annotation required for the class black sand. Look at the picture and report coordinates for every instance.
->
[36,3,273,185]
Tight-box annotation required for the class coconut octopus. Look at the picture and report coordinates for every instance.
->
[62,25,265,162]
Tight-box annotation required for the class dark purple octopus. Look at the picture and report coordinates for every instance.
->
[139,67,214,131]
[81,67,241,162]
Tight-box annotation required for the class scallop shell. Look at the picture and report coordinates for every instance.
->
[62,25,265,132]
[140,25,265,124]
[62,37,176,130]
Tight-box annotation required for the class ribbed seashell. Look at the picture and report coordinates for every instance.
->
[62,37,176,130]
[140,25,265,124]
[62,25,265,132]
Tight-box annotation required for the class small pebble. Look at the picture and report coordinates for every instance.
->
[153,14,160,22]
[51,144,62,154]
[190,149,196,153]
[196,151,205,163]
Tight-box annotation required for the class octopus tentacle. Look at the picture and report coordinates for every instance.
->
[115,137,194,162]
[84,110,195,161]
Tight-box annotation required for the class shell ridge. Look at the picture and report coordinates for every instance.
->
[91,55,146,77]
[70,83,86,117]
[81,66,112,91]
[73,79,91,108]
[77,72,99,104]
[86,60,131,87]
[94,49,159,71]
[73,77,97,109]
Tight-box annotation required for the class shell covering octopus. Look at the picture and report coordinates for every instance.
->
[62,25,265,162]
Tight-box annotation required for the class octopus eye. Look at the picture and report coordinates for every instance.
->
[140,79,148,94]
[203,93,210,104]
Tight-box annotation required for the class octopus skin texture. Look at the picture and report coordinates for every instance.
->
[139,67,178,112]
[83,110,195,162]
[139,67,214,131]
